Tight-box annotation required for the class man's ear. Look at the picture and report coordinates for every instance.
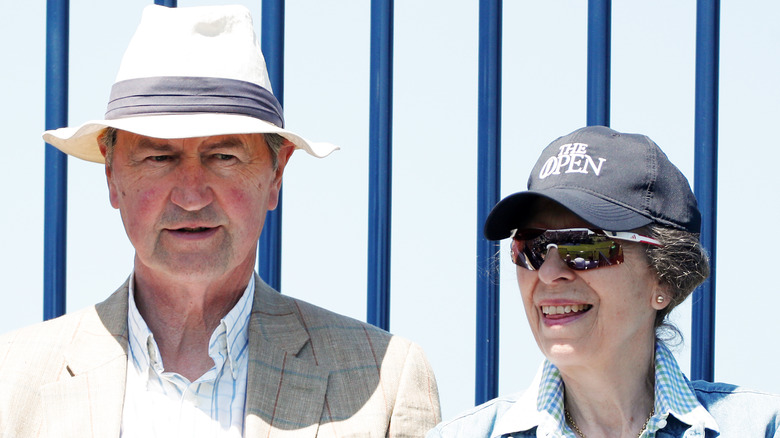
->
[267,141,295,211]
[98,136,120,209]
[275,141,295,180]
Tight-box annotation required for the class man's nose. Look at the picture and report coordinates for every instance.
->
[170,159,214,211]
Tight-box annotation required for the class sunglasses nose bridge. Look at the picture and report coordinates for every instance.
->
[536,244,578,283]
[537,243,559,266]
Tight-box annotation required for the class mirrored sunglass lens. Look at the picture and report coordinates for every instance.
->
[556,240,622,269]
[511,229,623,270]
[510,239,534,269]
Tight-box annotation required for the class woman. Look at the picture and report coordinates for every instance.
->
[429,126,780,437]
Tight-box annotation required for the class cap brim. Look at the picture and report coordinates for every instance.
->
[42,113,339,163]
[483,189,654,240]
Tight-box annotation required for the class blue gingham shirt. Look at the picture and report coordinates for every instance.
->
[120,273,254,438]
[429,342,721,438]
[489,342,718,437]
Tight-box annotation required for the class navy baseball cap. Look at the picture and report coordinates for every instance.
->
[483,126,701,240]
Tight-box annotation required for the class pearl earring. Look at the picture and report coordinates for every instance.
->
[656,295,665,304]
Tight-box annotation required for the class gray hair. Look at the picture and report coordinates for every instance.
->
[98,127,285,170]
[642,224,710,344]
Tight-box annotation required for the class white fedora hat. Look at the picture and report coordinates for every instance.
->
[43,4,338,163]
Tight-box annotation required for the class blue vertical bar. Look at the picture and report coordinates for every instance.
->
[258,0,285,291]
[367,0,393,330]
[691,0,719,382]
[43,0,69,321]
[586,0,611,126]
[154,0,176,6]
[475,0,501,405]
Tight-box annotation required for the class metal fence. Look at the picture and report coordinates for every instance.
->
[42,0,720,406]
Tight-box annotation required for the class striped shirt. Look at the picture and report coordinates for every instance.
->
[120,273,254,438]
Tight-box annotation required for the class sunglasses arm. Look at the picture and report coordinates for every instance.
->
[602,231,662,247]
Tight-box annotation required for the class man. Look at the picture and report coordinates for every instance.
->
[0,5,440,437]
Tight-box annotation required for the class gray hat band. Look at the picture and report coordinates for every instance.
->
[106,76,285,128]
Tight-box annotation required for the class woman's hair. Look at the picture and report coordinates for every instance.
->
[642,224,710,344]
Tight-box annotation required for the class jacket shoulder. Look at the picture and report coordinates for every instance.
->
[0,305,95,363]
[255,283,441,434]
[253,279,401,354]
[0,284,128,383]
[0,306,102,435]
[690,380,780,435]
[428,393,522,438]
[285,293,394,340]
[273,291,421,369]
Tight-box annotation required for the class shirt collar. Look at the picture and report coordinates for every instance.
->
[648,341,719,434]
[491,341,719,437]
[491,362,568,437]
[126,272,255,380]
[211,274,254,378]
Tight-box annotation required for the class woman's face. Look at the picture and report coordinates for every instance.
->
[516,203,669,370]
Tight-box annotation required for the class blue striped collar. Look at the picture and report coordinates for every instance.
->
[126,272,254,381]
[492,341,719,437]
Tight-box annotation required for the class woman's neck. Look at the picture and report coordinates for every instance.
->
[557,342,656,438]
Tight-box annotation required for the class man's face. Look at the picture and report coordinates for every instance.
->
[102,131,293,283]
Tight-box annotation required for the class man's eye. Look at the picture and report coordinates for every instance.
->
[149,155,172,162]
[214,154,236,161]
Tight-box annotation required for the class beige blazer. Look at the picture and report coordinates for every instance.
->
[0,275,440,437]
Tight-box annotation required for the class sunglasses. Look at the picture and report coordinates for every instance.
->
[510,228,662,271]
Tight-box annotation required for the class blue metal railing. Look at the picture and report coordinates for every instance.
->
[474,0,502,405]
[41,0,720,403]
[366,0,394,331]
[691,0,720,382]
[43,0,69,321]
[586,0,611,127]
[258,0,285,292]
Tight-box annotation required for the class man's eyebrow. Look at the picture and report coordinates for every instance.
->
[202,138,247,151]
[136,138,174,152]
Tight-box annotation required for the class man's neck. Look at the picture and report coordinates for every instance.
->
[131,263,253,381]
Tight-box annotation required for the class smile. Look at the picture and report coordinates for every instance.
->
[178,227,211,232]
[541,304,592,316]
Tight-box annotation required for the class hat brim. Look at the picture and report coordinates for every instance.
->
[483,189,654,240]
[42,113,339,163]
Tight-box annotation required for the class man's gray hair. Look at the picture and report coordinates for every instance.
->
[98,127,285,170]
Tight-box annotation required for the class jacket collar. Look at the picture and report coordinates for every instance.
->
[41,274,331,438]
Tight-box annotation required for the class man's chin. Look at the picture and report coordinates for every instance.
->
[138,254,232,280]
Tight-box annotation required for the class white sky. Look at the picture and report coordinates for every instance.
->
[2,0,779,420]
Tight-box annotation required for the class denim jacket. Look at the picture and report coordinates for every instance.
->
[428,343,780,438]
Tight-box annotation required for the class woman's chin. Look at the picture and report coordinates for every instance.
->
[543,343,586,367]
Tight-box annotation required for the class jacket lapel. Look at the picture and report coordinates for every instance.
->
[41,283,130,438]
[244,276,329,438]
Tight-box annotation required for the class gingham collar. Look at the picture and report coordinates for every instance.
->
[646,342,719,435]
[492,342,719,437]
